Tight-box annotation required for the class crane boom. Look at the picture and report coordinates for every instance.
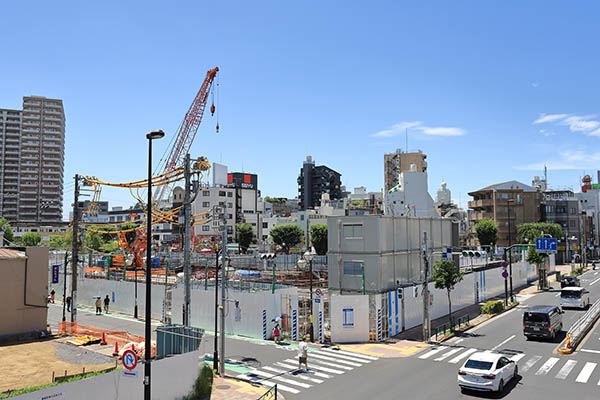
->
[154,66,218,202]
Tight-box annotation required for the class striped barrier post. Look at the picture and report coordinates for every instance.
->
[377,309,382,341]
[262,310,267,340]
[319,311,323,343]
[292,309,298,341]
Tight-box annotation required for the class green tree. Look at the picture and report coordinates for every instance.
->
[0,218,14,245]
[516,222,563,266]
[100,240,119,253]
[432,260,464,328]
[235,223,254,254]
[48,234,69,250]
[84,231,104,252]
[22,232,42,246]
[270,224,304,254]
[474,219,498,247]
[310,223,328,255]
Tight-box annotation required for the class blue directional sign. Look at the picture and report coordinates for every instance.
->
[52,265,59,284]
[536,238,558,253]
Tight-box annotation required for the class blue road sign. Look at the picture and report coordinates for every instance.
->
[52,265,59,284]
[502,270,509,279]
[536,237,558,253]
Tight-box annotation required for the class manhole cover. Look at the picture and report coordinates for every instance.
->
[216,385,231,390]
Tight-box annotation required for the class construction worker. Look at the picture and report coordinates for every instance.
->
[95,297,102,315]
[104,295,110,313]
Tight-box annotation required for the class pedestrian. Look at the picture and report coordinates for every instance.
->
[104,295,110,313]
[66,296,72,312]
[593,262,597,270]
[95,297,102,315]
[273,322,281,344]
[50,289,55,304]
[298,337,309,371]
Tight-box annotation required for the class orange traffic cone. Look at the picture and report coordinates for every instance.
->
[101,331,107,346]
[112,342,119,356]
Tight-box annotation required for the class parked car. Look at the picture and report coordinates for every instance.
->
[560,287,591,309]
[457,351,518,393]
[523,305,563,340]
[561,275,580,288]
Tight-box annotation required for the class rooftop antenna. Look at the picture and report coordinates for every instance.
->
[405,128,408,152]
[544,165,548,187]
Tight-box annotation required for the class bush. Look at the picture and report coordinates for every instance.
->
[481,300,504,314]
[573,266,584,276]
[183,365,214,400]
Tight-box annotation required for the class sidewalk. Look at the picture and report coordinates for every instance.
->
[211,375,285,400]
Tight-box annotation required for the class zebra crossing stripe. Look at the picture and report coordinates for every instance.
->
[555,360,577,380]
[419,346,448,359]
[307,352,363,367]
[284,359,344,374]
[575,362,597,383]
[262,366,324,384]
[434,347,464,362]
[294,355,353,370]
[246,369,312,389]
[236,374,300,394]
[314,350,369,364]
[275,362,331,379]
[448,348,478,364]
[535,357,559,376]
[521,356,543,373]
[321,348,379,361]
[509,354,526,363]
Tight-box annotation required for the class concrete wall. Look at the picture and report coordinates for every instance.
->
[330,294,369,343]
[14,350,201,400]
[54,275,166,320]
[0,248,48,337]
[171,284,296,339]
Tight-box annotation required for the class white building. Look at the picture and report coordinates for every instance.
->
[436,181,451,206]
[385,165,439,218]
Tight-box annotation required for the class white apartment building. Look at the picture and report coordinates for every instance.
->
[0,96,65,222]
[385,165,439,218]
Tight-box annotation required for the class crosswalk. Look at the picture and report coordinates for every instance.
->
[414,345,600,386]
[233,348,378,395]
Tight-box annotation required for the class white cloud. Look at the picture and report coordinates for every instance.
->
[371,121,466,138]
[533,113,568,124]
[515,150,600,170]
[538,129,555,137]
[561,115,600,132]
[531,82,540,88]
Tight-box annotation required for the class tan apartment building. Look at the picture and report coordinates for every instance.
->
[0,96,65,223]
[468,181,541,248]
[384,149,427,192]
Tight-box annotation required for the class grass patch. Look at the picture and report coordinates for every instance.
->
[183,365,214,400]
[0,368,119,399]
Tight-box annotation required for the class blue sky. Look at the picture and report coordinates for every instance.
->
[1,1,599,219]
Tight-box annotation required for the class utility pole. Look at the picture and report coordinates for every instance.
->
[183,153,192,326]
[219,204,227,376]
[213,235,220,371]
[422,232,430,342]
[62,251,69,322]
[71,174,80,323]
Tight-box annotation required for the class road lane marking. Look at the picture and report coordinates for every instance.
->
[434,347,464,361]
[455,338,464,344]
[448,348,478,364]
[590,277,600,286]
[314,350,371,363]
[555,360,578,379]
[555,293,560,297]
[581,349,600,354]
[275,362,331,379]
[236,374,300,394]
[285,359,344,374]
[262,366,324,384]
[418,346,448,359]
[575,362,597,383]
[246,369,312,388]
[307,352,363,367]
[469,307,518,332]
[535,357,559,376]
[509,354,526,363]
[321,348,379,360]
[521,356,543,372]
[491,335,516,351]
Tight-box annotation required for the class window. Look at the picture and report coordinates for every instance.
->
[227,192,233,198]
[219,201,225,207]
[342,308,354,328]
[202,202,210,207]
[203,191,210,197]
[227,226,233,234]
[228,202,233,208]
[343,261,363,275]
[570,220,576,227]
[263,222,268,228]
[343,224,363,238]
[228,214,233,219]
[202,225,210,231]
[219,191,226,197]
[499,193,509,199]
[570,208,577,214]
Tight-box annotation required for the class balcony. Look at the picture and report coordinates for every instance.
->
[468,199,494,209]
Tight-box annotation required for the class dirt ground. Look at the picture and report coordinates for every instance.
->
[0,339,115,393]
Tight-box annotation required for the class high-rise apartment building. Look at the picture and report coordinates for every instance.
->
[384,149,427,192]
[298,156,342,211]
[0,96,65,222]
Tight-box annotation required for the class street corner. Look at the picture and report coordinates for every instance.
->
[335,340,429,358]
[212,376,283,400]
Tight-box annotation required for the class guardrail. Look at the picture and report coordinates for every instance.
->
[559,298,600,354]
[257,384,278,400]
[433,315,471,341]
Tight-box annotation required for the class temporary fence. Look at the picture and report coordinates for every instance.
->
[156,324,204,360]
[57,321,144,348]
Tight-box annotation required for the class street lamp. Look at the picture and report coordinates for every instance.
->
[303,249,315,342]
[144,129,164,400]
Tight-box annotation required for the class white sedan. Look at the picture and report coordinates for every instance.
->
[457,351,518,393]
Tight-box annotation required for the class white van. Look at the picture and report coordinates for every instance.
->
[560,287,591,309]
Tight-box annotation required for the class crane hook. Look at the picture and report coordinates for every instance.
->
[216,123,220,134]
[210,104,215,116]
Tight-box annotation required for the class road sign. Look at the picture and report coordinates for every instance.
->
[502,261,507,269]
[52,265,59,284]
[536,237,558,253]
[315,298,321,303]
[122,350,137,370]
[502,270,509,279]
[315,288,322,297]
